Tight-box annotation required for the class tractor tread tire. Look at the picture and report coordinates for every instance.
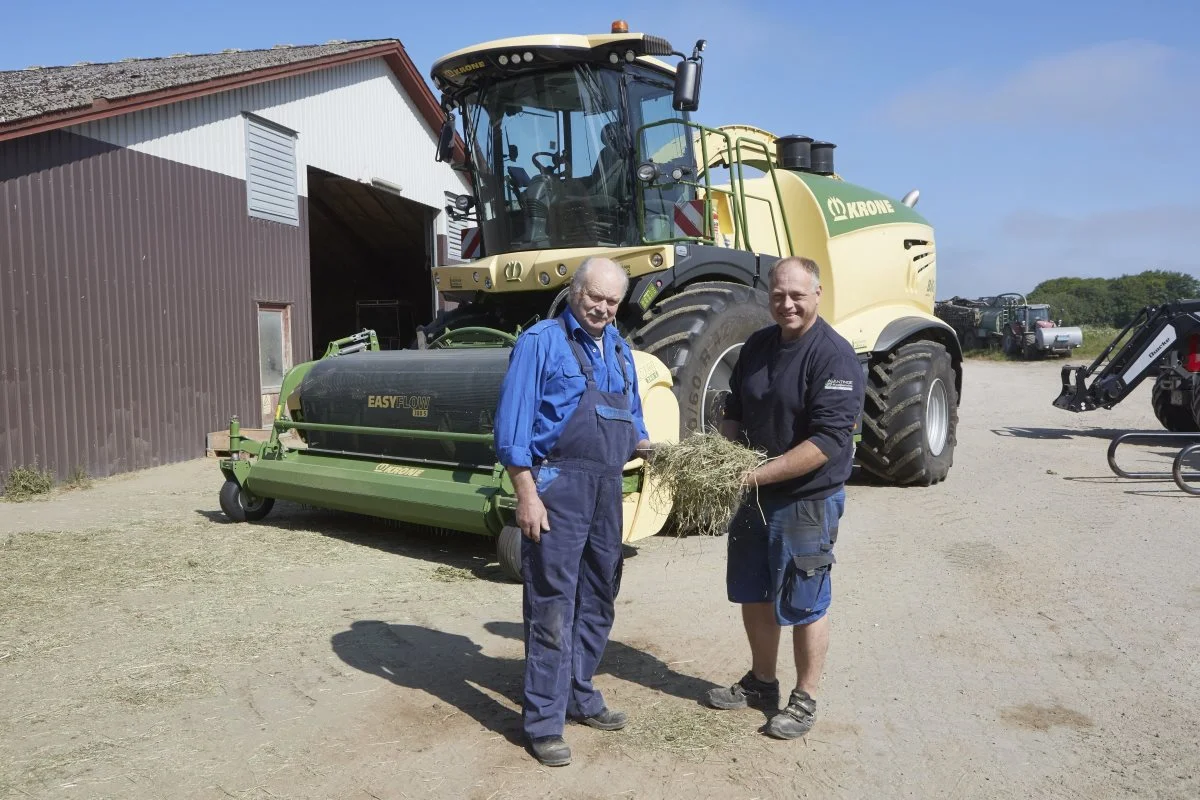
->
[629,282,771,435]
[858,341,958,486]
[1151,383,1200,433]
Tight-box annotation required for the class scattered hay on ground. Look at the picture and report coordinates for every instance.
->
[603,699,755,761]
[646,434,768,537]
[431,565,477,582]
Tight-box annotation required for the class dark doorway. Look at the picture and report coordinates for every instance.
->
[306,166,435,353]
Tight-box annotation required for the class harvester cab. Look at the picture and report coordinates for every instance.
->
[428,21,964,487]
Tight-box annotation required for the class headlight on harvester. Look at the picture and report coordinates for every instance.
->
[636,162,658,183]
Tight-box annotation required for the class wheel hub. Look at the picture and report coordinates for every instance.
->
[926,378,950,456]
[699,344,743,431]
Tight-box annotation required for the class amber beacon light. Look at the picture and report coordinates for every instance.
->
[611,20,629,33]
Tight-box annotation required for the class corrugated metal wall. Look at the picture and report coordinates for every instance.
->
[0,129,310,480]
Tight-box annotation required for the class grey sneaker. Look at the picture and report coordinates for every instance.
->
[706,670,781,711]
[765,689,817,739]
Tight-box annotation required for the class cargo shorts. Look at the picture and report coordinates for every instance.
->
[726,488,845,626]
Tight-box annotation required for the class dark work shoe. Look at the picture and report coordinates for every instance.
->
[529,735,572,766]
[765,689,817,739]
[706,670,781,711]
[579,707,628,731]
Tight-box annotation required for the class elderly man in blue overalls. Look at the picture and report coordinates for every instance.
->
[494,256,653,767]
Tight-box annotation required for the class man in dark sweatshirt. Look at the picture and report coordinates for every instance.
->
[704,256,865,740]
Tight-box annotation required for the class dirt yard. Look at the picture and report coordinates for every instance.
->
[2,359,1198,800]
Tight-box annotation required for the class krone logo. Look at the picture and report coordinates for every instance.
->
[826,196,896,223]
[826,196,847,221]
[503,260,523,281]
[443,61,485,79]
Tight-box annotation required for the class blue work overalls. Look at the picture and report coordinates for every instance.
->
[521,317,640,740]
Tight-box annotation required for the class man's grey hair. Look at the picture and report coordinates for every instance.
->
[767,256,822,290]
[570,256,630,298]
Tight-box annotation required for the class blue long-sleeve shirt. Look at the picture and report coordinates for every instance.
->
[494,307,651,468]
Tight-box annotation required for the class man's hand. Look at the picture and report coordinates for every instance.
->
[508,466,551,543]
[516,492,551,543]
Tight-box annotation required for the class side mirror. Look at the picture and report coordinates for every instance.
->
[673,60,702,112]
[436,115,456,163]
[673,40,706,112]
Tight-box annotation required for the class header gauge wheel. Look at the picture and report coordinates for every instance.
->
[219,479,275,522]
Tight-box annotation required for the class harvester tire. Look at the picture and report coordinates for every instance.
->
[497,525,524,582]
[858,341,958,486]
[629,282,771,435]
[1151,384,1200,432]
[219,479,275,522]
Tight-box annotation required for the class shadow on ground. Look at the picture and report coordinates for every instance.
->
[197,502,647,581]
[991,426,1131,441]
[330,620,723,743]
[197,502,507,578]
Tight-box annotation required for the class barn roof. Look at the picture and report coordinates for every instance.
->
[0,39,451,146]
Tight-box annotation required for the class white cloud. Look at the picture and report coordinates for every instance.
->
[882,40,1196,129]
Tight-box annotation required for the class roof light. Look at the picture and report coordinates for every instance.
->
[556,263,567,276]
[625,49,635,62]
[611,20,629,33]
[523,51,533,62]
[512,53,522,64]
[498,54,508,65]
[539,272,551,285]
[609,52,620,64]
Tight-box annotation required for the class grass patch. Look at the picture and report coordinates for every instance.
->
[3,462,54,501]
[1074,325,1123,361]
[63,465,93,490]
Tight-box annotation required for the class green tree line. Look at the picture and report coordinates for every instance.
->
[1027,270,1200,327]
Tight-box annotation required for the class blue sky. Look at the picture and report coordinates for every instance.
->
[2,0,1197,299]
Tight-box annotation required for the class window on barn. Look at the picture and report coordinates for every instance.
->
[244,113,299,225]
[257,304,292,394]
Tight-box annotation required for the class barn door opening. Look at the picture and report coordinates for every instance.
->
[306,166,435,353]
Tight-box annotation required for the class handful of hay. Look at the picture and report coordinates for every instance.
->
[644,433,768,537]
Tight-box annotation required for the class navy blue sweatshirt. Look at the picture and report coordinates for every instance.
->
[724,318,865,499]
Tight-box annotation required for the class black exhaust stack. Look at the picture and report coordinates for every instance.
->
[775,135,813,171]
[810,141,837,175]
